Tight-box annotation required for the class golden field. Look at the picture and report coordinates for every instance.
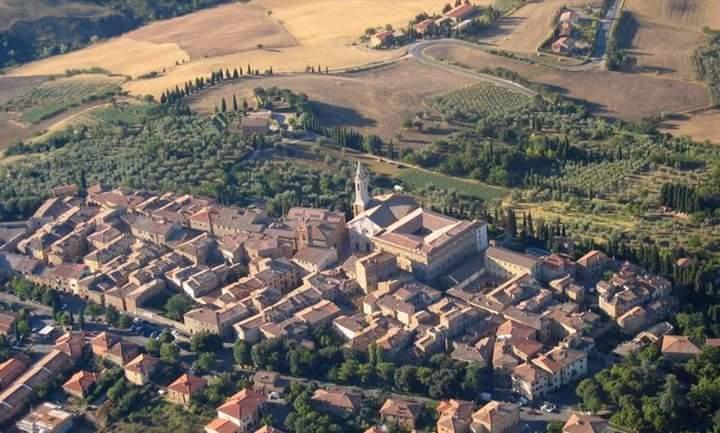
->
[10,0,451,97]
[624,0,720,81]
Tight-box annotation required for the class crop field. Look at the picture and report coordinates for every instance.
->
[10,0,448,98]
[426,42,711,120]
[2,74,124,124]
[660,110,720,145]
[0,0,109,31]
[124,3,297,59]
[430,82,530,119]
[187,59,475,147]
[624,0,720,81]
[397,168,510,201]
[490,0,602,54]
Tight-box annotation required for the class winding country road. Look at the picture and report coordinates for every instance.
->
[407,39,539,97]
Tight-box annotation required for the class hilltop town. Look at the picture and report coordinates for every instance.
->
[0,162,711,433]
[1,0,720,433]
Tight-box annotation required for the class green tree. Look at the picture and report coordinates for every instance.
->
[577,378,604,413]
[191,332,223,354]
[160,342,180,364]
[165,294,193,321]
[194,352,216,374]
[85,303,104,321]
[117,314,131,329]
[147,338,161,356]
[233,340,252,366]
[105,305,120,326]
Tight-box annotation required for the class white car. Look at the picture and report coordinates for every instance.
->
[540,402,557,413]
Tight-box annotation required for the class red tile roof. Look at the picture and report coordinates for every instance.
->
[167,373,207,396]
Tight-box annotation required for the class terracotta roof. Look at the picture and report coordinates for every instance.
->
[487,246,538,270]
[445,2,475,19]
[107,340,139,364]
[312,389,362,411]
[91,332,119,351]
[254,427,286,433]
[168,373,207,396]
[437,399,475,419]
[206,418,240,433]
[217,389,265,421]
[661,335,701,356]
[380,398,421,420]
[63,370,97,396]
[472,401,519,430]
[511,363,547,384]
[532,347,586,374]
[125,354,160,375]
[563,413,608,433]
[0,354,30,386]
[0,312,16,335]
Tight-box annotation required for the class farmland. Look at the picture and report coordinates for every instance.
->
[430,82,530,121]
[187,59,476,147]
[424,42,711,120]
[2,74,124,124]
[660,110,720,145]
[10,0,448,98]
[398,168,509,201]
[624,0,720,81]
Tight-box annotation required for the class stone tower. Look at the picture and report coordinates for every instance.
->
[353,162,370,216]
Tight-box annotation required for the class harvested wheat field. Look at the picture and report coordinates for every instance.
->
[11,0,450,96]
[125,3,297,59]
[426,43,711,120]
[660,110,720,144]
[10,38,189,79]
[625,0,720,81]
[490,0,601,54]
[187,59,475,146]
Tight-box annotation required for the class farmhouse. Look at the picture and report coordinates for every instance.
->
[444,3,477,23]
[415,18,436,35]
[241,111,272,135]
[370,30,394,48]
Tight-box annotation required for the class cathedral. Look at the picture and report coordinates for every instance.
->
[348,162,419,252]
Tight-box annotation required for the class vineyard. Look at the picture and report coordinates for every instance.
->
[397,168,509,201]
[2,75,124,124]
[429,82,530,121]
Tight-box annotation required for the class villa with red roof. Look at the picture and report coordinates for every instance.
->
[167,373,207,405]
[206,389,265,433]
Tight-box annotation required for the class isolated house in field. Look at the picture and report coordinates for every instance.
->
[552,37,575,54]
[241,111,272,135]
[370,30,394,48]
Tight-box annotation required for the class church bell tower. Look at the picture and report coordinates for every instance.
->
[353,162,370,216]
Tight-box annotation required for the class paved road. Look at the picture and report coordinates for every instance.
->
[593,0,624,63]
[407,39,539,97]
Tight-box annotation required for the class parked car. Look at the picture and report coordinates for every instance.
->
[540,402,557,413]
